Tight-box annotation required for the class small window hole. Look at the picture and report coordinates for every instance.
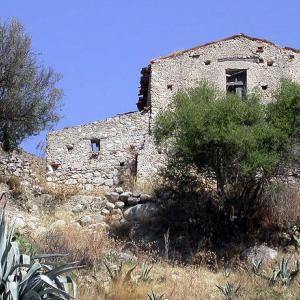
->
[91,139,100,153]
[167,84,173,90]
[204,60,211,65]
[256,46,264,53]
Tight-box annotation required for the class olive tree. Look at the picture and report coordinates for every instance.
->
[0,20,63,151]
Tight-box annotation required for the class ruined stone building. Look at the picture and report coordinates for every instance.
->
[46,34,300,190]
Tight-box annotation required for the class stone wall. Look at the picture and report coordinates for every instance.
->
[46,111,150,190]
[46,34,300,187]
[0,146,46,190]
[137,34,300,178]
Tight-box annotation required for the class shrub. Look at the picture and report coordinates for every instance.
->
[154,81,300,224]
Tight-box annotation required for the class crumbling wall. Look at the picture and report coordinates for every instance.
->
[137,35,300,180]
[0,146,46,190]
[46,112,150,190]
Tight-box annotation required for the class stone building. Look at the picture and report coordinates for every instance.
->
[47,34,300,190]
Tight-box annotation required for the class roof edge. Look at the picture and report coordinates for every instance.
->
[151,33,300,62]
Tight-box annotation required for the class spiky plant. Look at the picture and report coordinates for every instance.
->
[0,192,82,299]
[271,257,300,286]
[104,260,136,284]
[147,290,164,300]
[252,258,263,275]
[139,263,153,282]
[216,282,240,300]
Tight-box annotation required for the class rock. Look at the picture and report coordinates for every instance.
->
[104,179,114,187]
[140,194,152,203]
[89,222,110,230]
[93,214,105,223]
[132,192,141,198]
[123,203,159,223]
[109,251,137,262]
[72,203,84,213]
[78,215,93,226]
[105,192,119,203]
[242,245,278,263]
[115,187,124,194]
[101,208,110,215]
[119,192,131,202]
[15,218,26,230]
[49,220,66,231]
[128,197,140,206]
[105,201,115,211]
[112,208,122,215]
[115,201,125,209]
[111,214,122,221]
[34,226,48,237]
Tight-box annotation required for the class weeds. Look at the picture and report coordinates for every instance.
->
[216,282,241,300]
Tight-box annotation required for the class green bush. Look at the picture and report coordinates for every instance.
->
[154,81,300,221]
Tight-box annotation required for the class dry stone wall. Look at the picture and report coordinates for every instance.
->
[0,146,46,190]
[47,112,150,190]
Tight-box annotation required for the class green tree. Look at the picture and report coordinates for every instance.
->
[154,81,300,218]
[0,20,63,151]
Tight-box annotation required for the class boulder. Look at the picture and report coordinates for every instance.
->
[115,201,125,209]
[128,197,140,206]
[105,201,115,211]
[132,192,141,198]
[101,208,110,215]
[115,187,124,194]
[112,208,122,215]
[140,194,152,203]
[78,215,93,227]
[123,203,159,223]
[242,245,278,263]
[72,203,84,213]
[119,192,131,202]
[105,192,119,203]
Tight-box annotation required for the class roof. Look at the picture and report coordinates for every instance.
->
[152,33,300,61]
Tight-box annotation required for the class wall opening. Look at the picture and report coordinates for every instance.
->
[91,139,100,153]
[226,69,247,97]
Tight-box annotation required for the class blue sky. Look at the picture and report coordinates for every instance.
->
[2,0,300,155]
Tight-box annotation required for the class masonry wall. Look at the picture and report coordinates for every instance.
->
[137,36,300,179]
[46,112,150,190]
[149,36,300,116]
[0,146,46,190]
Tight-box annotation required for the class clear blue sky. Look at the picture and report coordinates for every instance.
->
[2,0,300,155]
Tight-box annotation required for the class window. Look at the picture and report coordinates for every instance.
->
[226,69,247,98]
[91,139,100,153]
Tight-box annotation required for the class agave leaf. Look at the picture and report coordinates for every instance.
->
[45,262,82,280]
[32,253,69,260]
[19,262,42,291]
[22,289,42,300]
[7,281,18,300]
[123,264,137,283]
[21,254,31,265]
[38,274,73,299]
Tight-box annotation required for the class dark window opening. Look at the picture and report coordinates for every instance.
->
[66,144,74,151]
[167,84,173,90]
[91,139,100,153]
[289,54,295,61]
[204,60,211,65]
[256,46,264,53]
[51,163,60,171]
[226,69,247,98]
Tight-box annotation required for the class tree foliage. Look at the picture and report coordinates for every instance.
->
[0,20,63,151]
[154,81,300,215]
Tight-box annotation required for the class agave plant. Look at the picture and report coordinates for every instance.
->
[147,290,164,300]
[252,257,263,275]
[0,192,82,299]
[216,282,240,300]
[138,263,153,283]
[104,260,136,284]
[271,256,300,286]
